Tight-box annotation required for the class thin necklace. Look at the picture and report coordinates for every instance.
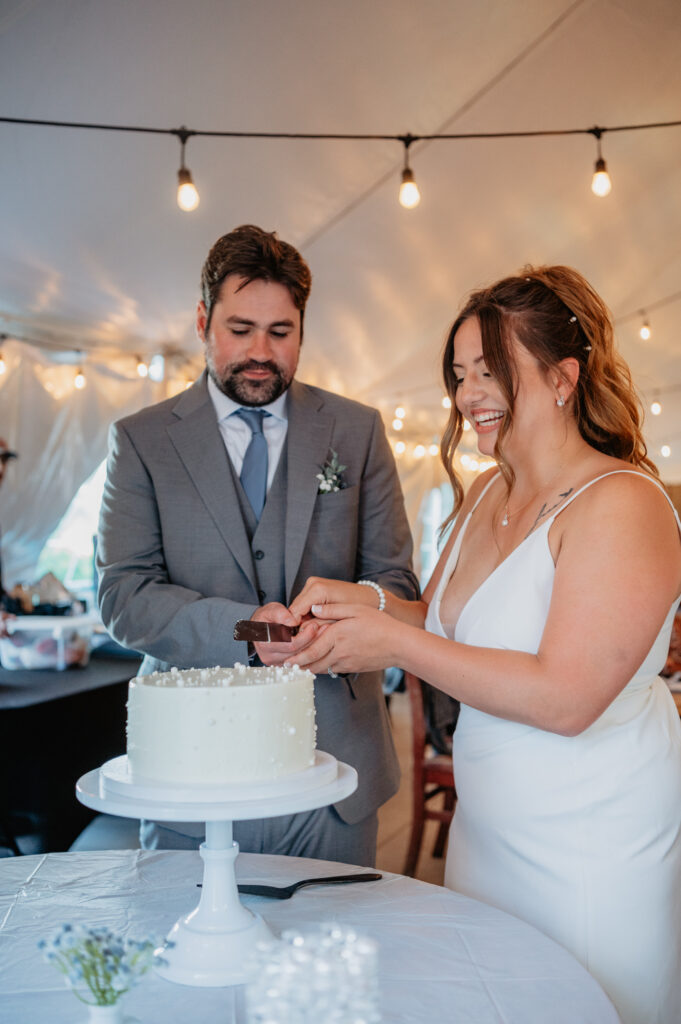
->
[500,467,566,527]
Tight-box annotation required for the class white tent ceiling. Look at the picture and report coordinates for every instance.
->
[1,0,681,483]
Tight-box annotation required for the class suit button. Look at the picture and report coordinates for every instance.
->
[258,590,266,602]
[254,549,265,560]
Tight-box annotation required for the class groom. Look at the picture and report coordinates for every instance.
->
[96,224,418,866]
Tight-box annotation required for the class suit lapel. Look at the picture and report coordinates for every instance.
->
[284,381,334,601]
[166,376,256,590]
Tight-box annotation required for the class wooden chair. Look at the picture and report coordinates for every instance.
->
[403,671,458,877]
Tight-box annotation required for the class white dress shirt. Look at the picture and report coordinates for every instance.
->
[206,374,288,491]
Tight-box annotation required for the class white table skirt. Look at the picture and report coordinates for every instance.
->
[0,850,620,1023]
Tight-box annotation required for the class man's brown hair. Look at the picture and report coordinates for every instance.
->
[200,224,312,333]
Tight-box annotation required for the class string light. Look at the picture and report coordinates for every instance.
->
[136,356,149,378]
[661,445,671,458]
[392,417,404,431]
[428,443,439,456]
[395,405,406,419]
[3,115,681,212]
[590,128,612,197]
[651,398,662,415]
[74,365,86,390]
[175,127,200,212]
[148,353,165,382]
[395,440,406,455]
[0,340,5,375]
[441,396,451,409]
[398,134,420,209]
[639,315,652,340]
[413,444,426,458]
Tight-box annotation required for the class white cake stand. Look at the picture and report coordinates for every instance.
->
[76,751,357,987]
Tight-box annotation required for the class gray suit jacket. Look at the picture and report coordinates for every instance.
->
[97,374,419,822]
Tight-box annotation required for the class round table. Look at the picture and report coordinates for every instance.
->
[0,850,620,1023]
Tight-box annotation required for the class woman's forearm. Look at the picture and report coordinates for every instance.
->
[384,591,428,628]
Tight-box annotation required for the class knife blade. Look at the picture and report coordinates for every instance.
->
[233,619,300,643]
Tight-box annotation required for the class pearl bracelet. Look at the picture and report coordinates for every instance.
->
[357,579,386,612]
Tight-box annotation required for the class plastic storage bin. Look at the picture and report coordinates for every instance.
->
[0,613,99,670]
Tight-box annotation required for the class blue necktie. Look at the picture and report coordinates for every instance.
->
[235,408,269,520]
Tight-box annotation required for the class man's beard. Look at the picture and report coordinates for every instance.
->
[207,358,291,406]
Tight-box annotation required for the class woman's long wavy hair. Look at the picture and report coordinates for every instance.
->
[440,265,657,534]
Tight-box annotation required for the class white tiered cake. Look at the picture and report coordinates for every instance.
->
[126,663,316,785]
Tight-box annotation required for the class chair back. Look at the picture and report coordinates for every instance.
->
[403,673,458,876]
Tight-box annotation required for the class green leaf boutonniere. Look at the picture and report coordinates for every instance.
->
[316,449,346,494]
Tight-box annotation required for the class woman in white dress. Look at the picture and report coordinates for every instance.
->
[286,266,681,1024]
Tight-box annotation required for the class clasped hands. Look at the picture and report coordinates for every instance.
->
[249,577,390,676]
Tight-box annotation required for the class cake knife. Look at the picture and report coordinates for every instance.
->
[198,872,382,899]
[233,620,300,643]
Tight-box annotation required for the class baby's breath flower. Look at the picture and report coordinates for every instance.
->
[39,924,159,1006]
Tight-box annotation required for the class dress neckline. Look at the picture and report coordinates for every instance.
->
[436,468,676,641]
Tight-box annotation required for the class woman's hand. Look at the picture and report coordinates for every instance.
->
[283,603,401,675]
[289,577,383,622]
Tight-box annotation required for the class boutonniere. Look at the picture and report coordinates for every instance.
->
[316,449,346,494]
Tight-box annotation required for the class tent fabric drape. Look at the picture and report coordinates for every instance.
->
[0,341,163,588]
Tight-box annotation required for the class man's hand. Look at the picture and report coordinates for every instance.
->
[251,602,325,666]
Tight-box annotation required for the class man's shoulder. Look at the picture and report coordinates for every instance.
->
[113,378,207,435]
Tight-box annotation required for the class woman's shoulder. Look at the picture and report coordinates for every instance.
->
[563,458,678,530]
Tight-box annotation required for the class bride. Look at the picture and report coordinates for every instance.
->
[276,266,681,1024]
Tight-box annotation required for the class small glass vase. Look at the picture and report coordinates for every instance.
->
[86,1003,125,1024]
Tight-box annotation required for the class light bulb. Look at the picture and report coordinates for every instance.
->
[639,321,651,341]
[74,368,86,390]
[399,167,420,209]
[148,354,165,382]
[395,440,406,455]
[392,418,403,431]
[462,419,471,432]
[591,157,612,197]
[136,358,149,378]
[413,444,426,458]
[428,443,439,456]
[0,353,5,375]
[651,400,662,416]
[177,169,200,211]
[395,405,406,419]
[441,395,451,409]
[661,445,671,458]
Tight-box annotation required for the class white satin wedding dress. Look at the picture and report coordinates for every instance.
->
[425,471,681,1024]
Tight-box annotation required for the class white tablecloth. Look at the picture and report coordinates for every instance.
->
[0,850,620,1023]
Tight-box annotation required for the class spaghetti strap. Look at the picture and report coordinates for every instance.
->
[470,470,501,514]
[552,469,681,530]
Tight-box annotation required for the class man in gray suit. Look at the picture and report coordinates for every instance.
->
[97,224,418,866]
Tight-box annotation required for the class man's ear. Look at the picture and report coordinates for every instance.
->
[196,300,208,345]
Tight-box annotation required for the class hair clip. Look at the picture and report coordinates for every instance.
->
[584,344,592,351]
[568,315,577,323]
